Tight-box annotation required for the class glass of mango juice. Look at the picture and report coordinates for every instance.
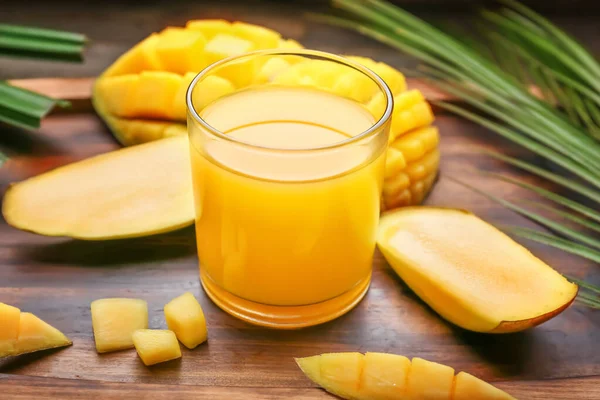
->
[186,50,393,329]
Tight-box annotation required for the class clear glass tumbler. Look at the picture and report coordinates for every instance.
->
[187,49,393,328]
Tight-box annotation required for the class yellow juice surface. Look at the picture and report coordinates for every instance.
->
[190,86,386,306]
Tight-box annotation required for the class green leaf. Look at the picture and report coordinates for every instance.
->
[449,176,600,250]
[0,81,70,129]
[505,226,600,263]
[0,24,86,45]
[486,173,600,223]
[483,151,600,203]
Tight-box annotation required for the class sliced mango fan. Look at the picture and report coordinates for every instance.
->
[319,0,600,304]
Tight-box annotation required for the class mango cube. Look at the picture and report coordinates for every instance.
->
[254,57,291,83]
[12,312,72,356]
[91,298,148,353]
[186,19,232,40]
[405,357,455,399]
[155,28,208,74]
[164,292,207,349]
[95,74,140,118]
[103,33,162,77]
[204,34,256,87]
[190,75,235,111]
[172,72,197,120]
[361,352,410,399]
[0,303,20,356]
[133,71,183,120]
[132,329,181,366]
[232,22,280,48]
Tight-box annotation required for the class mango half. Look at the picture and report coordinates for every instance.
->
[377,207,578,333]
[93,19,439,210]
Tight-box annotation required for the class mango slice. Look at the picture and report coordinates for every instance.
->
[132,329,182,366]
[296,352,516,400]
[0,305,72,358]
[377,207,578,333]
[164,292,208,349]
[13,312,72,357]
[3,135,194,240]
[0,303,21,356]
[91,298,148,353]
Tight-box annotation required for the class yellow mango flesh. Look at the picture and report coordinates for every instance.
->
[361,352,410,399]
[132,329,182,366]
[232,22,280,48]
[454,372,516,400]
[154,27,208,74]
[134,71,183,119]
[187,19,232,39]
[91,298,148,353]
[377,207,578,332]
[92,20,438,213]
[12,312,72,357]
[3,135,194,240]
[0,303,20,356]
[164,292,208,349]
[405,357,454,399]
[296,352,517,400]
[94,74,139,118]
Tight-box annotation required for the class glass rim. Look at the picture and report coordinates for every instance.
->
[186,49,394,153]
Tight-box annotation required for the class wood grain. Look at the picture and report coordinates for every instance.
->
[0,1,599,398]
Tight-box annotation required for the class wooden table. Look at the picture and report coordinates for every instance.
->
[0,1,598,398]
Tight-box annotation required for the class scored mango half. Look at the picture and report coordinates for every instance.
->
[93,19,439,211]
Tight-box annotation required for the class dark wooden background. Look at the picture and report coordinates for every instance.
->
[0,1,598,398]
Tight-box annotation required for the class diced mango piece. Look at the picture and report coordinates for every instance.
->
[454,372,516,400]
[91,298,148,353]
[186,19,232,39]
[133,71,183,120]
[13,312,72,356]
[384,148,407,180]
[405,149,440,182]
[155,28,208,74]
[333,69,379,103]
[361,352,410,399]
[371,62,406,95]
[383,172,411,198]
[366,91,390,120]
[103,33,162,77]
[254,57,292,83]
[204,34,255,63]
[164,292,208,349]
[232,22,281,48]
[204,34,256,87]
[0,303,20,356]
[405,357,454,399]
[172,72,197,121]
[392,126,439,163]
[95,74,140,118]
[132,329,182,366]
[390,90,435,142]
[190,75,236,111]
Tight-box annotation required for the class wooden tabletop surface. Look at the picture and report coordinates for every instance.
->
[0,1,598,399]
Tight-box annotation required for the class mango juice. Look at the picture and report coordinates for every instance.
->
[189,85,388,322]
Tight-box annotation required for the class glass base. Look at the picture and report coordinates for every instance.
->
[200,269,371,329]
